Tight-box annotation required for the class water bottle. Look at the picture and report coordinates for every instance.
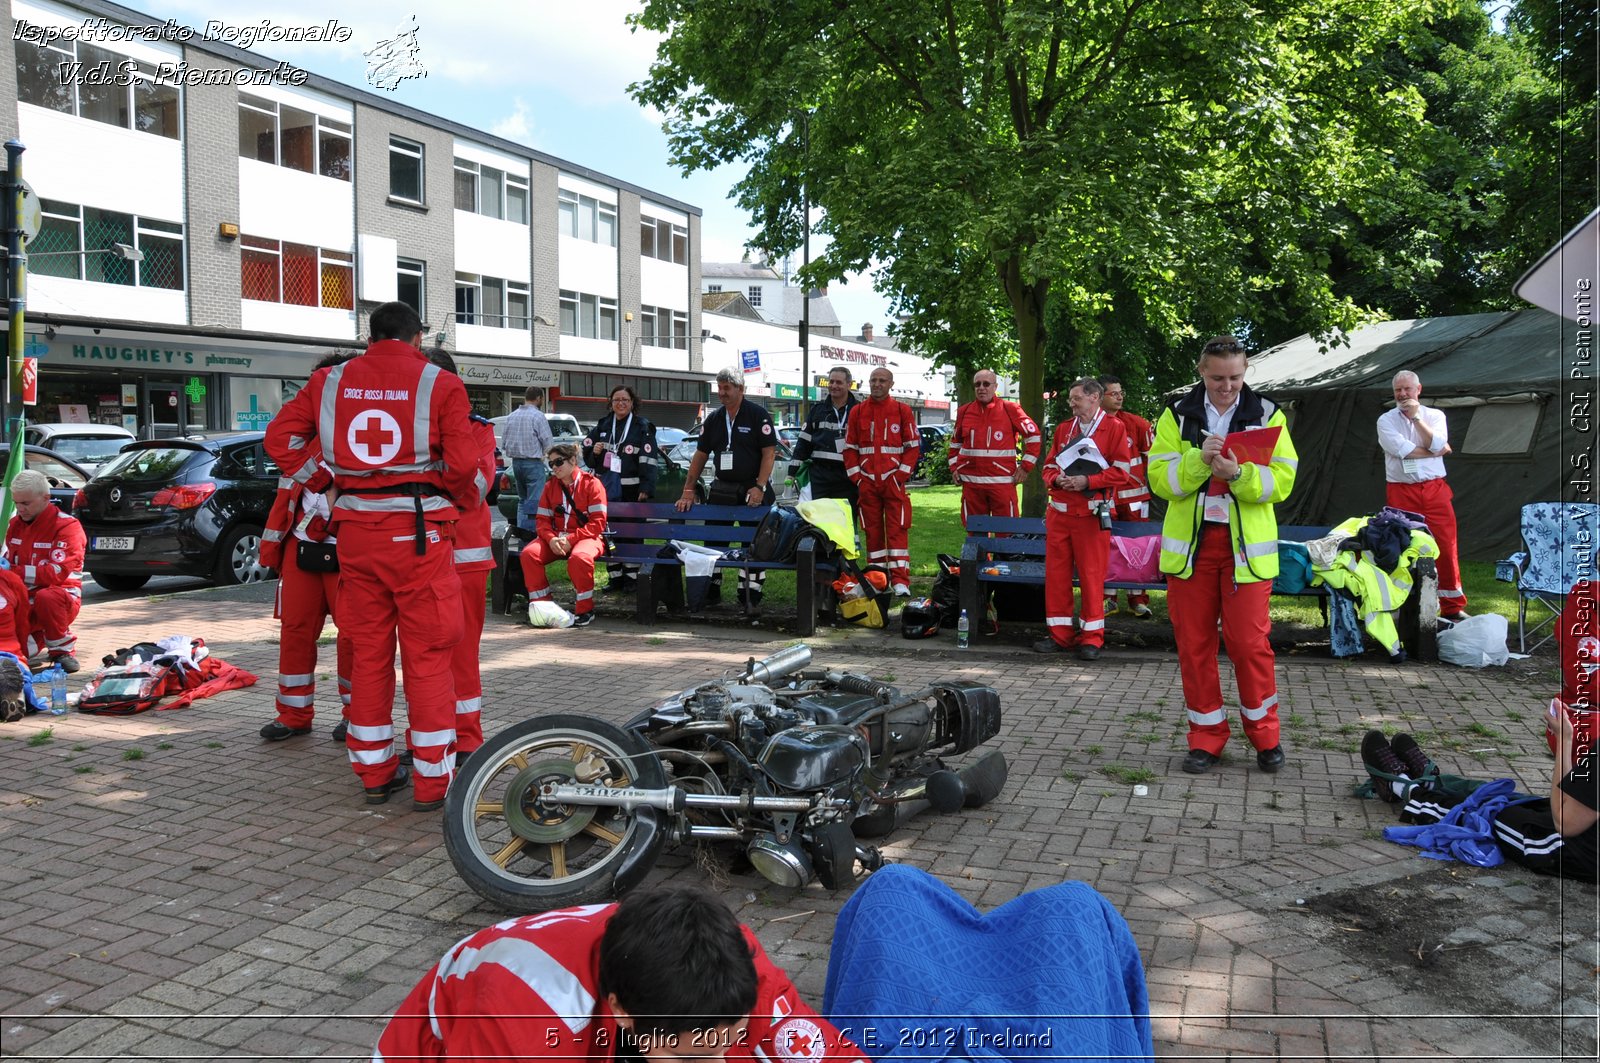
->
[956,609,970,649]
[43,665,68,715]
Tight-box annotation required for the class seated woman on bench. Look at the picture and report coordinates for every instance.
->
[520,443,608,628]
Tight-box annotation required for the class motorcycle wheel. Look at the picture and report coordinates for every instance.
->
[444,714,667,912]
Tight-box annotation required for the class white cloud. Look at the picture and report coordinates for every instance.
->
[490,99,534,145]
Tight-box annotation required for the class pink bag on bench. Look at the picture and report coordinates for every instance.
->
[1106,534,1160,584]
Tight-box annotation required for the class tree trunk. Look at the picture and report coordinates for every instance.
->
[997,252,1050,516]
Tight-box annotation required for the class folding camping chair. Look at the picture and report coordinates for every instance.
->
[1496,501,1600,652]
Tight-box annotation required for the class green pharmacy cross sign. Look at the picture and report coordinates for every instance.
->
[184,376,206,404]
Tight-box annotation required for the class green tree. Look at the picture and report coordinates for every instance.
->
[632,0,1441,511]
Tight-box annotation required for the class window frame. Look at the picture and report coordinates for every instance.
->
[14,36,180,140]
[237,92,352,182]
[396,257,425,315]
[32,197,185,290]
[389,136,425,203]
[240,234,351,309]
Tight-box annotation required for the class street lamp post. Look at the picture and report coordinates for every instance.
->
[798,113,810,420]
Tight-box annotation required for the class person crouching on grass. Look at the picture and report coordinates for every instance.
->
[520,442,607,627]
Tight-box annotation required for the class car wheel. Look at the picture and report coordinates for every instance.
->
[91,572,151,593]
[214,523,270,585]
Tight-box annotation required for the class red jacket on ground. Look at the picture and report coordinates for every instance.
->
[264,340,478,526]
[376,903,866,1063]
[6,506,85,599]
[1041,414,1135,517]
[948,398,1041,484]
[844,397,920,485]
[536,468,608,546]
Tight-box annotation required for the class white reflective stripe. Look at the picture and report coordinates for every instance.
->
[413,362,441,466]
[279,672,314,686]
[1048,499,1071,512]
[340,693,351,705]
[437,938,596,1035]
[349,723,394,742]
[1115,487,1145,499]
[263,529,285,543]
[288,435,307,450]
[276,693,315,708]
[536,507,554,516]
[1242,540,1277,559]
[454,547,494,564]
[1259,693,1279,712]
[23,566,34,581]
[277,476,295,490]
[1080,618,1105,631]
[456,697,482,715]
[1240,702,1270,721]
[962,448,1015,458]
[324,459,442,476]
[1439,588,1466,599]
[410,728,455,747]
[1046,615,1074,627]
[856,446,880,454]
[1149,451,1180,462]
[1256,467,1275,503]
[575,590,594,601]
[1187,706,1227,726]
[290,461,321,485]
[348,745,396,765]
[1022,434,1041,444]
[335,495,455,515]
[338,677,351,689]
[474,470,489,501]
[413,755,454,777]
[812,451,845,463]
[1113,460,1133,471]
[529,588,551,600]
[587,504,605,513]
[1273,456,1299,469]
[966,475,1014,484]
[619,476,641,485]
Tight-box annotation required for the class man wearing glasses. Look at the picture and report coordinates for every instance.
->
[1098,374,1156,619]
[948,370,1041,527]
[521,443,608,627]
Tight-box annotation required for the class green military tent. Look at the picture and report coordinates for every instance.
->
[1243,309,1584,560]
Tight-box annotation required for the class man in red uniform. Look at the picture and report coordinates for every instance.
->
[1035,378,1133,661]
[1098,373,1156,618]
[259,351,355,743]
[426,348,498,759]
[844,367,920,595]
[6,470,85,672]
[377,885,865,1063]
[521,442,608,626]
[265,302,478,811]
[947,369,1041,526]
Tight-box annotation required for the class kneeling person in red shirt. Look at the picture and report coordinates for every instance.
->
[377,885,865,1063]
[5,470,85,672]
[521,442,608,626]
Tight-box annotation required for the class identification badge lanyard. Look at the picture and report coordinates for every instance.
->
[720,409,737,471]
[606,413,631,473]
[832,403,849,451]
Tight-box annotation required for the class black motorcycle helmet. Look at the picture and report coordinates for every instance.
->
[901,597,944,639]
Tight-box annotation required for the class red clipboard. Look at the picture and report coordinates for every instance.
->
[1220,425,1281,466]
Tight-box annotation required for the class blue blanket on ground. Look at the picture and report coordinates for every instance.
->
[1383,777,1528,867]
[823,865,1154,1063]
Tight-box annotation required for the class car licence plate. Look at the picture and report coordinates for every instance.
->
[93,536,135,551]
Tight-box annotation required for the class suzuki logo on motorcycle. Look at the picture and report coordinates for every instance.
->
[349,410,403,465]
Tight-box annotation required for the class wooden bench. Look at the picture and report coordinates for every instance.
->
[958,515,1439,661]
[490,501,837,636]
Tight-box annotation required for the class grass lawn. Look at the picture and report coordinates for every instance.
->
[605,484,1526,632]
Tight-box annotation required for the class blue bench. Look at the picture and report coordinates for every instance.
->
[490,501,837,636]
[958,515,1439,661]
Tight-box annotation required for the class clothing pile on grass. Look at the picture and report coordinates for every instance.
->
[76,635,256,715]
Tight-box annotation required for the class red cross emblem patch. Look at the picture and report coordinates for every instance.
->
[347,409,404,466]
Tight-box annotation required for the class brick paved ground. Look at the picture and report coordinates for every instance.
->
[1,584,1596,1061]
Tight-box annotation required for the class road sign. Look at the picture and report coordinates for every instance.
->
[741,349,760,373]
[21,357,36,405]
[234,394,274,430]
[17,178,39,242]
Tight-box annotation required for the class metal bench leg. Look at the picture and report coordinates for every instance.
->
[796,540,816,637]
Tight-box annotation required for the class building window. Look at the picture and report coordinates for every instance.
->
[14,37,179,139]
[456,273,530,329]
[640,305,689,349]
[30,198,185,289]
[455,159,530,224]
[707,284,722,293]
[559,189,617,246]
[642,216,688,265]
[241,236,352,309]
[397,258,425,315]
[237,93,352,181]
[389,137,424,202]
[558,290,618,340]
[747,286,762,307]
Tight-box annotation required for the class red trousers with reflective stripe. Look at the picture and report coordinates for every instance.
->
[1386,478,1466,616]
[1044,510,1109,648]
[520,538,604,614]
[1168,525,1279,754]
[338,519,463,803]
[452,568,487,753]
[273,544,352,730]
[30,587,79,659]
[960,483,1019,525]
[858,479,912,587]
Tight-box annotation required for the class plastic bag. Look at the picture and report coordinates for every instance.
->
[1437,613,1510,668]
[528,600,575,629]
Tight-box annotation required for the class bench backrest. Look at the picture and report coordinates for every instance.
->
[962,514,1334,557]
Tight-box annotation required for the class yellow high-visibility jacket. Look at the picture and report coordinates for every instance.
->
[1148,382,1299,583]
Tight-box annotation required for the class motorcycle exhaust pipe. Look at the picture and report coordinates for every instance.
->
[742,645,813,684]
[539,781,823,815]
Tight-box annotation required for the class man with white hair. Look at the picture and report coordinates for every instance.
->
[4,469,85,672]
[1377,370,1466,619]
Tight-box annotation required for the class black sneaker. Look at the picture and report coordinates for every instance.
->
[55,655,80,674]
[1256,745,1285,773]
[1181,749,1221,774]
[1360,730,1409,802]
[1390,733,1430,780]
[1076,644,1101,662]
[331,719,348,743]
[260,720,312,742]
[413,795,445,813]
[364,764,411,805]
[571,612,595,628]
[1033,638,1069,654]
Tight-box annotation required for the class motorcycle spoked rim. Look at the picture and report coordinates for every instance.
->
[453,727,655,892]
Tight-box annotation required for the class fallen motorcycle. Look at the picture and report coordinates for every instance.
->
[444,645,1008,911]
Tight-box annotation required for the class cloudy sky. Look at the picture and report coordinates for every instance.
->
[123,0,895,333]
